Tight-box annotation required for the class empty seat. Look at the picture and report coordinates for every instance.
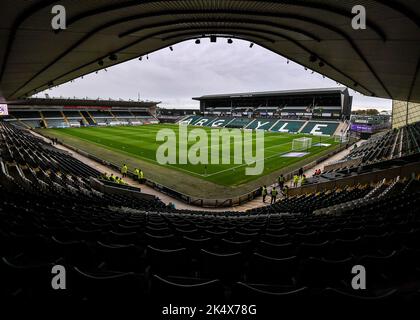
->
[151,275,225,304]
[200,249,243,282]
[146,245,192,277]
[247,253,298,285]
[70,267,145,302]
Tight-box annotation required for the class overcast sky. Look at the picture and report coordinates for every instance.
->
[37,39,392,111]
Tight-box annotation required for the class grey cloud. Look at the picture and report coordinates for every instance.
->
[38,39,392,111]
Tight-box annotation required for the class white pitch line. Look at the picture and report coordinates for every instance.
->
[204,136,336,177]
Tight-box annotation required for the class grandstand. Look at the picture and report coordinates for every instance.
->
[157,108,198,124]
[4,98,158,129]
[194,88,352,120]
[181,115,342,136]
[1,121,420,309]
[350,114,392,139]
[1,0,420,313]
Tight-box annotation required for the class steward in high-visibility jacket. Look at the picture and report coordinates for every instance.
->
[293,175,299,187]
[262,186,268,203]
[270,188,278,204]
[134,168,140,180]
[278,174,285,189]
[138,169,144,183]
[121,164,128,177]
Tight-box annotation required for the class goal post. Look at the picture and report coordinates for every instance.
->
[334,134,349,143]
[292,137,312,151]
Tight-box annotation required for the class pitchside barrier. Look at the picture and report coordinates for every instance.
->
[35,130,357,208]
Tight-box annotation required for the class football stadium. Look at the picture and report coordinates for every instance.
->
[1,0,420,315]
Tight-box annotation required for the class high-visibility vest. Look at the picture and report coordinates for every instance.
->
[139,171,144,179]
[262,187,267,196]
[293,176,299,183]
[134,169,139,176]
[301,177,307,184]
[271,189,278,196]
[279,176,285,183]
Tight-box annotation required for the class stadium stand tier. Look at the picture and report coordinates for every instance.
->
[318,122,420,180]
[270,120,307,133]
[180,116,341,136]
[194,88,352,120]
[300,122,340,136]
[4,98,157,129]
[1,121,420,306]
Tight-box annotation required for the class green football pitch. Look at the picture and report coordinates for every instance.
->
[42,124,340,189]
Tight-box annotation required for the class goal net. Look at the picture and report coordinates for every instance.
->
[292,137,312,151]
[335,134,349,143]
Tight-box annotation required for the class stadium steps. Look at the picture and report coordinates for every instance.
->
[86,110,97,124]
[297,121,309,133]
[109,111,118,121]
[80,111,95,125]
[223,117,237,128]
[79,111,89,125]
[39,111,48,128]
[11,116,31,129]
[398,127,404,158]
[61,111,70,126]
[268,119,281,131]
[333,121,349,137]
[176,115,192,124]
[244,119,257,129]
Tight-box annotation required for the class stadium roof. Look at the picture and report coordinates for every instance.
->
[8,98,159,108]
[0,1,419,103]
[193,87,349,100]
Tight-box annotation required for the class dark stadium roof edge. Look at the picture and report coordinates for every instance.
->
[193,87,349,100]
[0,1,419,102]
[6,98,160,109]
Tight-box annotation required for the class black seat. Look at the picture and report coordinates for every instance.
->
[151,275,225,304]
[298,240,330,259]
[182,236,212,256]
[0,257,54,299]
[261,233,291,244]
[256,241,296,258]
[247,253,297,285]
[232,282,309,305]
[319,287,398,305]
[145,233,178,249]
[146,245,192,277]
[357,251,396,288]
[220,239,252,254]
[96,241,145,272]
[70,267,145,302]
[51,237,98,269]
[298,256,353,288]
[200,249,243,282]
